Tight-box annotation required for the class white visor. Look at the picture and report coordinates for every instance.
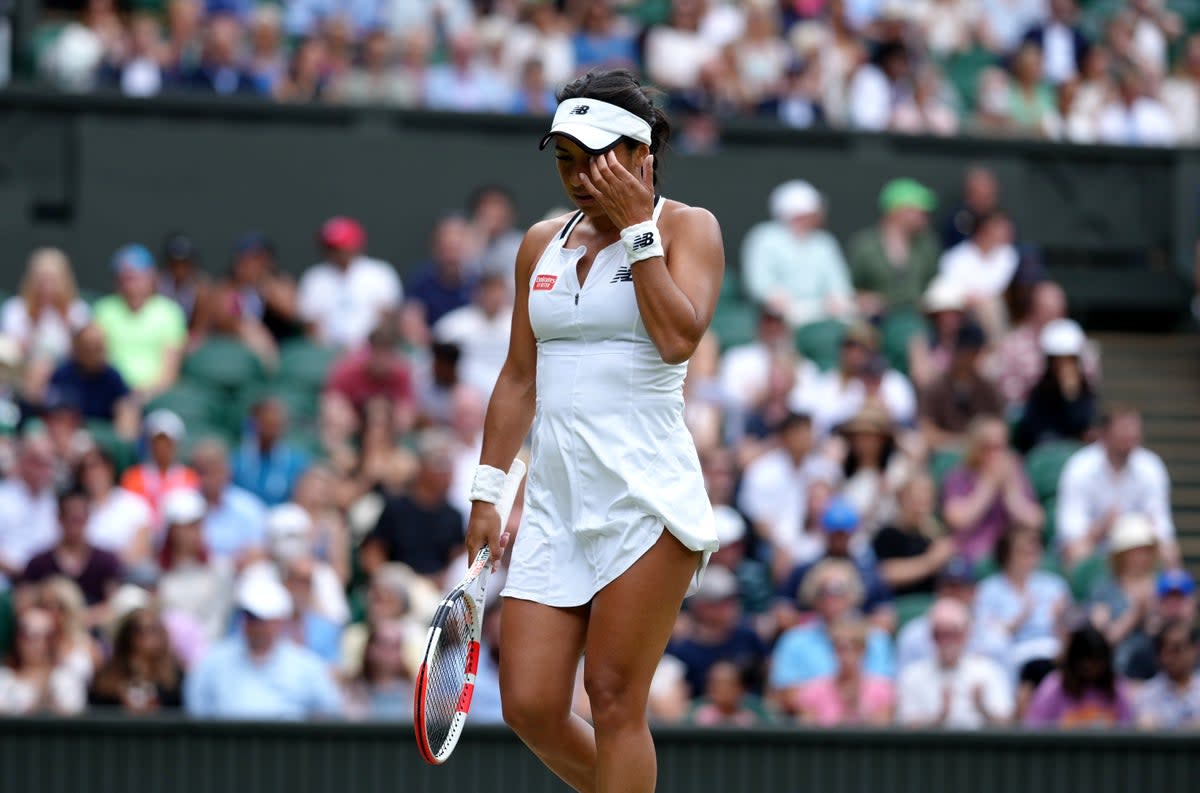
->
[539,98,653,154]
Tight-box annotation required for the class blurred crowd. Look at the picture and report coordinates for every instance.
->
[0,167,1197,731]
[26,0,1200,147]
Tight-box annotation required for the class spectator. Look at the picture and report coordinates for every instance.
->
[907,276,968,391]
[92,244,187,398]
[847,40,910,131]
[643,0,723,94]
[768,559,894,701]
[666,565,768,699]
[1022,0,1089,86]
[718,304,818,416]
[34,576,101,686]
[119,409,200,522]
[264,504,349,625]
[432,271,513,398]
[970,67,1017,136]
[192,438,268,565]
[1013,318,1097,453]
[2,248,90,398]
[873,473,958,598]
[47,324,139,438]
[177,13,260,95]
[992,281,1073,406]
[246,5,287,96]
[737,411,825,552]
[424,30,512,112]
[211,233,304,355]
[709,500,773,619]
[501,0,574,89]
[848,178,941,317]
[184,567,342,718]
[890,64,960,137]
[406,214,478,329]
[942,416,1043,564]
[1087,513,1161,680]
[324,325,416,437]
[688,660,771,726]
[728,2,790,112]
[741,180,855,328]
[21,489,121,614]
[89,606,184,712]
[165,0,203,75]
[979,0,1049,54]
[938,210,1018,335]
[1161,33,1200,145]
[975,526,1070,674]
[292,466,351,585]
[78,447,154,569]
[40,388,90,486]
[1055,404,1178,570]
[276,556,342,664]
[572,0,639,75]
[157,233,211,339]
[1009,41,1063,138]
[776,498,894,629]
[777,55,825,129]
[275,36,334,102]
[1096,62,1177,147]
[283,0,383,40]
[1134,620,1200,729]
[791,615,895,725]
[467,184,523,278]
[104,13,168,98]
[1024,623,1133,727]
[337,27,416,106]
[918,0,980,58]
[896,598,1013,728]
[344,618,416,720]
[0,434,60,589]
[1128,0,1183,79]
[340,562,436,680]
[232,396,311,506]
[359,430,464,582]
[895,556,985,668]
[509,55,559,112]
[942,166,1001,251]
[833,403,911,533]
[157,488,231,643]
[0,607,86,715]
[919,322,1005,451]
[298,216,402,349]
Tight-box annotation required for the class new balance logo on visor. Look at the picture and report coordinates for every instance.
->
[610,266,633,283]
[570,105,589,115]
[631,232,655,250]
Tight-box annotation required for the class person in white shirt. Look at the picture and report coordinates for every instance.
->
[896,598,1014,728]
[1160,34,1200,145]
[0,435,59,590]
[431,271,513,398]
[740,180,855,328]
[937,210,1017,337]
[719,304,821,414]
[848,40,909,131]
[1056,404,1178,569]
[297,216,402,349]
[1096,65,1178,147]
[643,0,722,92]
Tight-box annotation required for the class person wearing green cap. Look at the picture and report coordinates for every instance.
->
[847,178,942,317]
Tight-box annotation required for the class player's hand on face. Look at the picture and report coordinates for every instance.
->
[579,150,655,230]
[466,501,509,570]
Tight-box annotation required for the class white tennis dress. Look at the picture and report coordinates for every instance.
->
[501,198,718,607]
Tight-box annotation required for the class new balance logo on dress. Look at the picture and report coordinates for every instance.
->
[630,232,655,251]
[570,105,589,115]
[610,265,633,283]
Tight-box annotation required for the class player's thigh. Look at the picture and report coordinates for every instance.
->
[583,531,699,716]
[500,597,590,722]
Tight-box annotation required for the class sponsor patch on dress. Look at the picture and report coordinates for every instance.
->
[533,274,558,291]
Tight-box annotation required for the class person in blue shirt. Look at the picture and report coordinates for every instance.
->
[232,396,310,506]
[185,566,342,719]
[48,325,139,435]
[405,215,477,328]
[769,557,895,697]
[192,438,268,563]
[279,556,343,664]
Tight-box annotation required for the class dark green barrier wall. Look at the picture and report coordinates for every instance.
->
[1,89,1196,319]
[0,718,1195,793]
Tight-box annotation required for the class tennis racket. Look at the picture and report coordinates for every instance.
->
[414,458,526,765]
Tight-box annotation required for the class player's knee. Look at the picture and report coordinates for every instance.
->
[583,666,642,731]
[502,686,563,738]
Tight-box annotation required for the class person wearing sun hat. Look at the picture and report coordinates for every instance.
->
[847,178,942,317]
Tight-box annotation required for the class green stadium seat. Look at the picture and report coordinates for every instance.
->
[881,310,928,376]
[277,340,340,391]
[1025,440,1082,504]
[1068,553,1110,602]
[711,300,758,351]
[85,420,137,476]
[146,380,227,429]
[182,338,264,393]
[233,384,320,437]
[795,319,846,371]
[945,46,998,113]
[894,592,935,631]
[1042,494,1058,547]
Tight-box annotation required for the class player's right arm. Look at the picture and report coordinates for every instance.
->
[465,217,564,564]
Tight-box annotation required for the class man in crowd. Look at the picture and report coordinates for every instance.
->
[942,166,1001,249]
[21,488,122,615]
[119,409,200,521]
[192,438,267,565]
[0,435,59,590]
[232,396,310,506]
[47,324,140,439]
[1056,404,1178,569]
[937,210,1018,338]
[406,214,478,328]
[848,178,941,318]
[920,321,1004,451]
[323,324,416,439]
[1134,620,1200,729]
[298,216,402,349]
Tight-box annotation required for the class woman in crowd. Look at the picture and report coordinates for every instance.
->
[344,619,415,720]
[0,607,87,715]
[1024,623,1133,727]
[1087,514,1160,679]
[34,576,102,686]
[1013,318,1097,453]
[77,447,155,573]
[791,616,894,726]
[2,248,91,397]
[156,489,233,643]
[834,403,909,535]
[210,233,303,367]
[89,606,184,712]
[689,660,771,726]
[873,473,958,598]
[942,415,1043,565]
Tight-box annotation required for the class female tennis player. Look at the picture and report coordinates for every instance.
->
[464,69,722,792]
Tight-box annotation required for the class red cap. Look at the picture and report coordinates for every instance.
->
[319,217,366,251]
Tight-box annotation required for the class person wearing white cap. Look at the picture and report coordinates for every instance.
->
[740,179,855,329]
[465,69,723,792]
[266,503,349,625]
[156,488,232,645]
[1056,404,1179,570]
[907,276,968,391]
[1012,317,1098,453]
[184,564,342,719]
[118,408,200,522]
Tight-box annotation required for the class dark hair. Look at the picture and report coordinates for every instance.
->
[57,486,89,515]
[1154,619,1199,655]
[842,434,896,479]
[994,525,1040,569]
[1060,624,1117,700]
[558,70,672,186]
[1029,355,1093,405]
[91,607,180,704]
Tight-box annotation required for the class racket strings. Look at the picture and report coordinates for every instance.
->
[424,597,473,754]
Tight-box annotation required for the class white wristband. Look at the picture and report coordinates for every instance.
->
[469,464,507,504]
[621,221,664,264]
